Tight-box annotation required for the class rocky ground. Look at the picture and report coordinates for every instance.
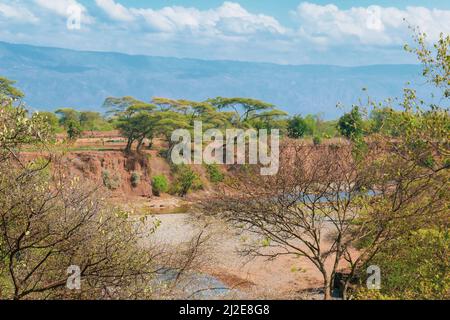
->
[135,210,327,300]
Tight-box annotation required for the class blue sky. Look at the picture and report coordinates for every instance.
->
[80,0,450,26]
[1,0,449,65]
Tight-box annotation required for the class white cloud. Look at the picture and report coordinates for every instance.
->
[34,0,94,23]
[1,1,450,66]
[95,0,287,35]
[95,0,134,22]
[0,2,38,23]
[294,2,450,46]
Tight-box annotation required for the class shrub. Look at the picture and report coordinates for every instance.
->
[170,164,203,197]
[205,163,224,183]
[102,169,122,190]
[158,148,169,158]
[313,136,322,146]
[130,172,141,188]
[287,115,313,139]
[66,120,82,140]
[355,229,449,300]
[152,175,169,196]
[337,106,364,140]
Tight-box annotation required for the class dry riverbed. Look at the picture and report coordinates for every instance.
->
[132,203,327,300]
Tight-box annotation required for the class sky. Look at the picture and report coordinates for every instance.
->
[1,0,450,65]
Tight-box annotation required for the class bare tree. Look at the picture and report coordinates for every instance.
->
[203,138,448,299]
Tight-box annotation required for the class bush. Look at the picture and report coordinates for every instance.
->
[355,229,449,300]
[170,165,203,197]
[158,148,169,158]
[313,136,322,146]
[287,115,313,139]
[130,172,141,187]
[337,106,364,140]
[66,120,82,140]
[102,169,122,190]
[152,175,169,196]
[205,163,224,183]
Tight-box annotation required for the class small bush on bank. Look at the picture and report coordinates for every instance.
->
[102,169,122,190]
[131,172,141,187]
[313,136,322,146]
[152,175,169,196]
[170,164,203,197]
[205,163,224,183]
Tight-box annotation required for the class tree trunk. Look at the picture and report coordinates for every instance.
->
[321,270,332,300]
[323,281,332,300]
[125,138,133,153]
[136,138,144,153]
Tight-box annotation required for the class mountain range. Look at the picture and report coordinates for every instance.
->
[0,41,427,119]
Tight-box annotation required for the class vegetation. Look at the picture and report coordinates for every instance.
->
[356,229,449,300]
[337,106,365,140]
[0,81,206,299]
[205,163,224,183]
[0,27,447,301]
[151,175,169,196]
[287,115,312,138]
[131,171,141,188]
[102,169,122,190]
[312,135,322,146]
[170,165,203,197]
[203,31,450,300]
[67,119,82,140]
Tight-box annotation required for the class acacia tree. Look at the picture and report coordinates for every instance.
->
[203,143,378,299]
[208,97,277,126]
[55,108,80,127]
[204,126,447,299]
[152,97,234,129]
[0,77,24,103]
[104,97,156,153]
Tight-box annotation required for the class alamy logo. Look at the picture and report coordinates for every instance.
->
[367,265,381,290]
[66,265,81,290]
[67,5,82,30]
[171,121,280,175]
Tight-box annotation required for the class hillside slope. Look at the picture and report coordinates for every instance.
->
[0,41,426,118]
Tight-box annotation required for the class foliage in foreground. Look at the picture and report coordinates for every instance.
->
[355,229,449,300]
[0,85,204,300]
[203,30,450,300]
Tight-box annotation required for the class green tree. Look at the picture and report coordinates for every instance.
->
[32,111,61,134]
[287,115,312,138]
[55,108,80,127]
[356,229,449,300]
[106,98,157,153]
[351,30,450,300]
[337,106,365,140]
[79,111,111,133]
[102,96,143,115]
[0,76,24,101]
[67,119,82,140]
[208,97,276,126]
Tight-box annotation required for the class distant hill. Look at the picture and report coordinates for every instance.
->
[0,41,427,119]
